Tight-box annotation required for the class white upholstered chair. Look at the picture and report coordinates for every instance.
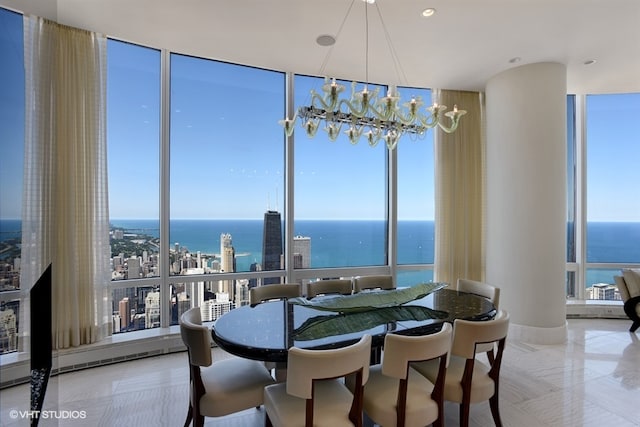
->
[456,278,501,360]
[249,283,302,306]
[412,310,510,427]
[456,278,500,308]
[179,307,275,427]
[614,269,640,332]
[353,275,395,293]
[307,278,353,299]
[263,334,372,427]
[355,323,452,427]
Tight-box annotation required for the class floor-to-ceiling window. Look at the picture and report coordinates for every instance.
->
[169,54,285,313]
[107,39,161,332]
[566,95,578,298]
[292,76,387,275]
[0,8,24,354]
[583,93,640,299]
[396,86,436,286]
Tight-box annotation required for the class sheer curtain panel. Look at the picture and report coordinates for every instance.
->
[433,90,486,286]
[22,16,111,349]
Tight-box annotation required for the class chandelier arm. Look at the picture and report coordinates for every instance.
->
[338,97,369,117]
[368,102,395,121]
[393,108,420,125]
[310,90,338,113]
[418,114,440,129]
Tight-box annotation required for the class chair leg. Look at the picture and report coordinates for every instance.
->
[265,413,273,427]
[489,394,503,427]
[183,405,193,427]
[194,415,204,427]
[459,402,471,427]
[623,297,640,332]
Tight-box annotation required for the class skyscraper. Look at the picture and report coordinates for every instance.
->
[118,297,130,331]
[220,233,235,297]
[249,262,262,289]
[293,235,311,269]
[262,210,282,285]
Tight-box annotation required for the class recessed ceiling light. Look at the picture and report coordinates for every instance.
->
[316,34,336,47]
[422,8,436,17]
[583,59,597,65]
[362,0,376,4]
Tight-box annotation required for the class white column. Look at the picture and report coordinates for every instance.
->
[485,62,568,344]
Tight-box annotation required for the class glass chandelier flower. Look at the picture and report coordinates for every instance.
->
[280,0,466,150]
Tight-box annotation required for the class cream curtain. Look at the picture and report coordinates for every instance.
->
[433,89,486,286]
[22,16,111,349]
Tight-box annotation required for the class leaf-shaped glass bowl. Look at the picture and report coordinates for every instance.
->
[289,282,447,314]
[292,305,449,341]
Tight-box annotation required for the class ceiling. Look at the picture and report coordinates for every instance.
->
[3,0,639,94]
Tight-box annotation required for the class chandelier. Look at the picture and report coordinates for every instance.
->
[279,0,466,150]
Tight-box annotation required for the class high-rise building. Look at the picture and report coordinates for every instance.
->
[118,297,130,331]
[127,256,141,279]
[220,233,235,297]
[0,308,17,353]
[112,287,137,318]
[200,293,234,321]
[235,278,250,307]
[144,291,160,328]
[262,210,282,285]
[293,235,311,269]
[587,283,620,300]
[249,262,262,289]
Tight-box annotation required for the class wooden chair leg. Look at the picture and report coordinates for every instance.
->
[623,296,640,332]
[265,413,273,427]
[183,405,193,427]
[489,393,503,427]
[194,414,204,427]
[459,402,471,427]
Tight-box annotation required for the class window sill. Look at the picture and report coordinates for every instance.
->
[566,299,626,319]
[1,324,191,389]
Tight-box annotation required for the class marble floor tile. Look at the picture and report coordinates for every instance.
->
[0,318,638,426]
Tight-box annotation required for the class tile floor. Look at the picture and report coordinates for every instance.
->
[1,318,638,426]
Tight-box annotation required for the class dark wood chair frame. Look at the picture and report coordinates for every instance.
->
[624,295,640,332]
[394,353,447,427]
[265,367,366,427]
[458,337,507,427]
[184,360,206,427]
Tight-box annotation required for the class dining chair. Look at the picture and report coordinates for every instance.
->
[353,274,395,293]
[179,307,275,427]
[456,278,501,361]
[412,310,510,427]
[307,278,353,299]
[457,278,500,308]
[249,283,302,306]
[263,334,372,427]
[352,323,452,427]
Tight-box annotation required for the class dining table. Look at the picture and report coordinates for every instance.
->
[211,283,496,365]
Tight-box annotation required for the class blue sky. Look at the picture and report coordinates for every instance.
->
[1,7,639,222]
